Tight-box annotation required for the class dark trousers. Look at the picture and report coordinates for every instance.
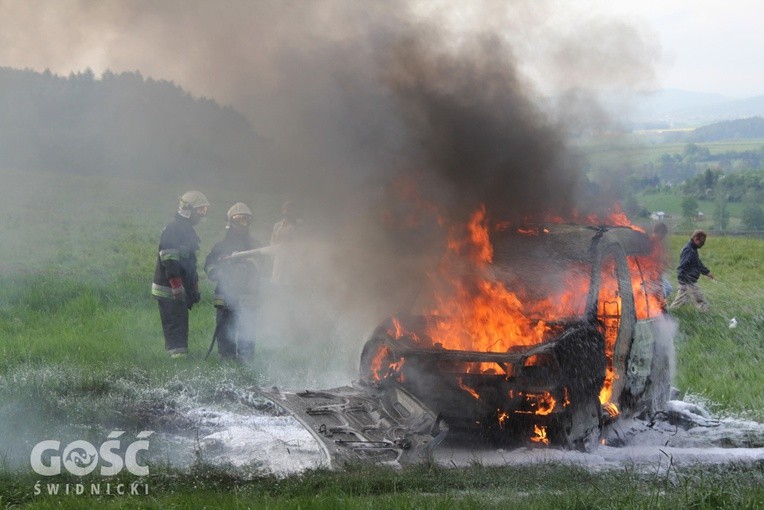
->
[157,299,189,353]
[215,306,256,360]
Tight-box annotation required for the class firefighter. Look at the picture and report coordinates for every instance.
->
[151,190,209,357]
[204,202,262,360]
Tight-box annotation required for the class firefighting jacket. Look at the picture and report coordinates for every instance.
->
[151,213,201,301]
[676,239,710,284]
[204,230,261,309]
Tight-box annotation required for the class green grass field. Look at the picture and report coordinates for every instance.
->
[578,138,764,169]
[2,167,764,508]
[636,191,749,232]
[666,235,764,417]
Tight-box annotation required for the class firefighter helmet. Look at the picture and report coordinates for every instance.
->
[227,202,253,220]
[178,191,210,218]
[226,202,253,229]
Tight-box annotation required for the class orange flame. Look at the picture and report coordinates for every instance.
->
[602,402,620,419]
[370,346,390,382]
[446,205,493,264]
[530,425,549,445]
[458,377,481,400]
[530,392,556,416]
[388,317,405,339]
[389,358,405,381]
[599,368,619,404]
[514,392,557,416]
[423,207,592,353]
[516,226,550,236]
[370,346,405,382]
[630,255,667,319]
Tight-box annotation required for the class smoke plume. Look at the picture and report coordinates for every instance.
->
[0,0,662,374]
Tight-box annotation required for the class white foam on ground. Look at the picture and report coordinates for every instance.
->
[198,415,326,475]
[435,399,764,472]
[158,406,327,477]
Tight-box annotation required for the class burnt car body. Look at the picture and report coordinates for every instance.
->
[254,224,672,466]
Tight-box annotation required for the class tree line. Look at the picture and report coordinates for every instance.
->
[0,67,268,184]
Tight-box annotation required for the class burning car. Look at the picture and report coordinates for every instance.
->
[254,219,673,466]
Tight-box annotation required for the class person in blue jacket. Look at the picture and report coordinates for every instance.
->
[669,230,715,311]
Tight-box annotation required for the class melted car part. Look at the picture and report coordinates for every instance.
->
[250,384,447,468]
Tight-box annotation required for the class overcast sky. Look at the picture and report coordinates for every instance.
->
[591,0,764,98]
[0,0,761,103]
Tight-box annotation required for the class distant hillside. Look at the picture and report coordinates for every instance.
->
[659,117,764,143]
[596,88,764,129]
[0,67,269,183]
[687,117,764,142]
[666,96,764,128]
[632,89,732,123]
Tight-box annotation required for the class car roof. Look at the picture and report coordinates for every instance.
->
[492,224,651,263]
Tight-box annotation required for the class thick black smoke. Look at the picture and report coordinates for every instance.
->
[382,31,583,224]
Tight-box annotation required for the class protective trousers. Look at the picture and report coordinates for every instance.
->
[158,299,189,353]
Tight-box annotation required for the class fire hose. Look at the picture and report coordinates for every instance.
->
[223,245,280,261]
[204,319,224,361]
